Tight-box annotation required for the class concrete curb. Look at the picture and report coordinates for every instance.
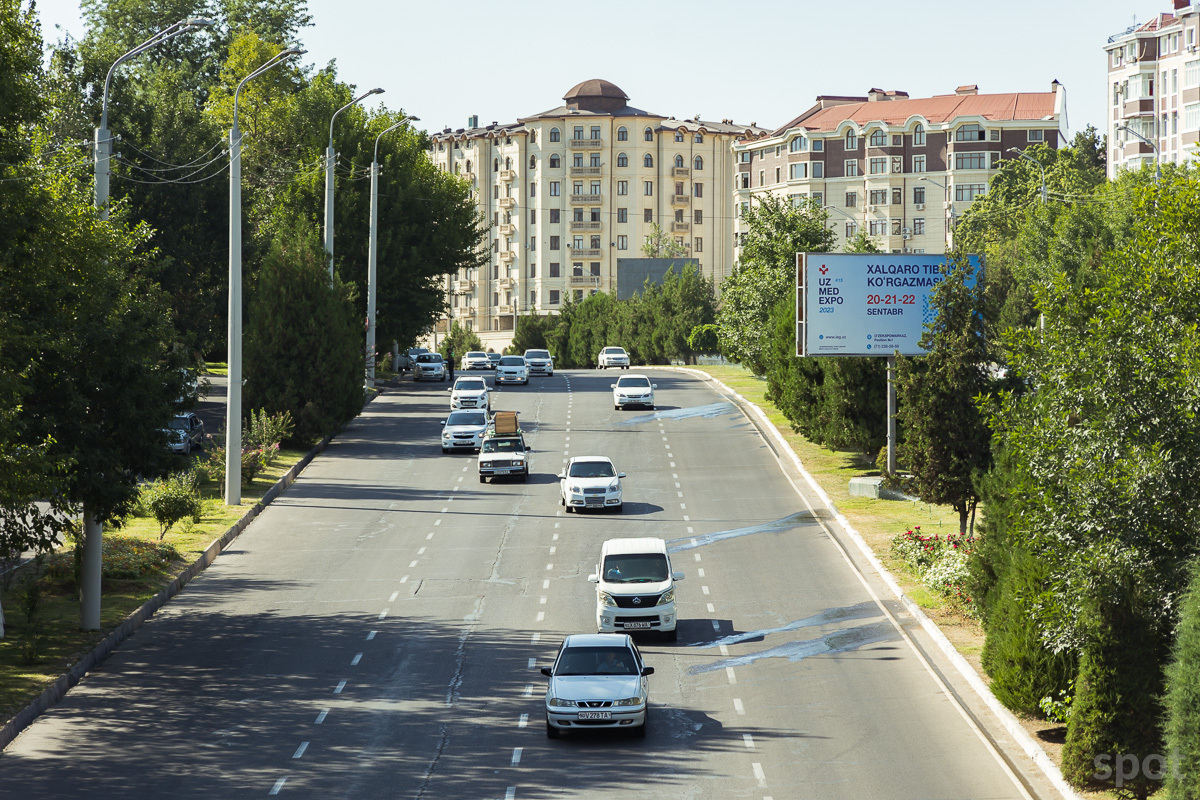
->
[671,366,1081,800]
[0,432,335,752]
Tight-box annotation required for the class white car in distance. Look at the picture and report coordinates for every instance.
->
[559,456,625,513]
[612,374,656,410]
[440,410,489,453]
[461,351,491,371]
[589,537,684,640]
[448,376,490,410]
[541,633,653,738]
[597,346,630,369]
[523,348,554,376]
[495,355,528,385]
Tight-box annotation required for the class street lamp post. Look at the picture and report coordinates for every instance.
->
[226,46,304,506]
[325,87,385,278]
[918,175,956,250]
[85,16,212,632]
[1115,124,1161,185]
[367,114,418,388]
[1007,147,1047,204]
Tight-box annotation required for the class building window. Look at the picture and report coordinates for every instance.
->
[869,130,887,147]
[549,127,560,142]
[955,183,987,202]
[573,153,584,168]
[739,151,750,163]
[694,155,703,170]
[572,262,583,276]
[869,219,887,236]
[758,170,765,185]
[529,155,536,169]
[913,218,925,235]
[869,157,887,174]
[845,191,857,208]
[1028,129,1045,142]
[590,180,601,195]
[913,186,925,205]
[550,235,560,250]
[590,153,600,167]
[846,131,858,149]
[913,154,926,173]
[694,237,702,252]
[813,191,823,205]
[644,208,653,222]
[590,126,600,140]
[674,154,684,168]
[589,262,600,276]
[1185,102,1200,131]
[573,181,583,194]
[845,160,859,177]
[891,219,902,236]
[955,152,987,170]
[675,209,684,223]
[643,153,654,168]
[891,188,902,205]
[845,222,857,238]
[617,126,628,142]
[617,235,628,250]
[549,290,560,305]
[572,236,584,250]
[789,162,807,180]
[549,154,560,168]
[674,130,684,142]
[530,209,536,224]
[789,136,806,152]
[694,182,703,197]
[550,262,560,277]
[617,180,628,195]
[549,181,560,196]
[675,181,684,196]
[812,139,824,152]
[644,127,654,141]
[789,194,805,207]
[530,182,536,196]
[617,207,627,223]
[812,162,823,178]
[644,181,653,196]
[694,209,703,224]
[573,126,583,140]
[574,290,584,302]
[869,189,887,205]
[617,152,628,167]
[530,236,536,251]
[955,123,985,142]
[550,209,560,223]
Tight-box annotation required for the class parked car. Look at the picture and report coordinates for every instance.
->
[559,456,625,513]
[461,351,491,371]
[448,376,490,410]
[413,352,446,381]
[612,374,656,410]
[495,355,528,385]
[597,346,630,369]
[588,537,684,640]
[523,349,554,377]
[541,633,653,738]
[164,412,205,455]
[397,347,428,375]
[440,410,489,453]
[486,352,502,369]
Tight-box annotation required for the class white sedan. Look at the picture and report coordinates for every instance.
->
[541,633,653,738]
[612,374,656,410]
[448,376,490,410]
[439,410,489,453]
[461,351,491,370]
[559,456,625,513]
[597,346,630,369]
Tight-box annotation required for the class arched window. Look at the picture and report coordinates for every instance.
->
[493,158,499,172]
[505,157,511,169]
[549,127,560,142]
[466,160,472,172]
[674,154,684,168]
[914,123,926,146]
[644,127,654,142]
[454,164,460,174]
[693,155,703,170]
[643,153,654,168]
[529,130,537,144]
[529,155,536,169]
[674,130,684,142]
[617,152,628,167]
[549,154,560,168]
[617,126,628,141]
[694,133,703,144]
[868,130,887,147]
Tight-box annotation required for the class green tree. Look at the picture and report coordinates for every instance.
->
[439,322,483,360]
[511,314,553,354]
[1164,560,1200,799]
[640,222,686,258]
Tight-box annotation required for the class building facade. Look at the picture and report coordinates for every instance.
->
[731,83,1066,255]
[428,79,763,351]
[1105,1,1200,179]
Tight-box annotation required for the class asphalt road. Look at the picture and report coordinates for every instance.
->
[0,370,1060,799]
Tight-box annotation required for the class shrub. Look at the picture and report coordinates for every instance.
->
[245,408,294,458]
[43,535,179,587]
[146,472,203,540]
[923,549,974,609]
[1164,560,1200,799]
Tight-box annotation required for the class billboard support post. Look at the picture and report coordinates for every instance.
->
[887,355,897,475]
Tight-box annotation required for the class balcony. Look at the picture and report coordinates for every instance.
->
[570,193,602,204]
[569,138,604,149]
[570,275,602,287]
[498,250,515,262]
[497,197,516,209]
[569,220,602,231]
[570,166,603,176]
[497,276,515,289]
[498,170,516,181]
[569,248,602,258]
[672,167,690,178]
[496,304,515,315]
[452,279,474,294]
[670,193,692,205]
[671,222,690,233]
[498,223,515,236]
[462,171,476,181]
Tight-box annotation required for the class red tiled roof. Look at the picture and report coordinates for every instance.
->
[780,91,1057,134]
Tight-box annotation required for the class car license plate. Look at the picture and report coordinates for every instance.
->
[494,468,510,474]
[577,711,611,720]
[586,498,603,505]
[623,621,652,629]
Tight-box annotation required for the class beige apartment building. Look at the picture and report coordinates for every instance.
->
[731,83,1066,254]
[1105,0,1200,179]
[427,79,763,351]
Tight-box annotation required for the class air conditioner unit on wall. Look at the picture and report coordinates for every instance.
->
[867,205,876,212]
[915,203,925,211]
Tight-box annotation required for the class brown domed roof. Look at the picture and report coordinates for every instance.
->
[563,79,630,113]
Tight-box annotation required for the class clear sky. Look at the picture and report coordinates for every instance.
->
[33,0,1167,139]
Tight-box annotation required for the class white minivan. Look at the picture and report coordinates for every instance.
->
[588,538,684,640]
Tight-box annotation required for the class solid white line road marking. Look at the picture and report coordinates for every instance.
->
[389,592,399,602]
[511,747,523,766]
[334,680,346,694]
[378,609,389,620]
[351,653,362,666]
[293,742,308,759]
[752,763,766,786]
[733,698,745,715]
[743,733,755,750]
[726,667,737,685]
[269,778,287,795]
[315,708,329,724]
[518,713,529,729]
[366,631,377,640]
[707,603,716,613]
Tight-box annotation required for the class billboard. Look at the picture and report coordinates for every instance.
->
[796,252,980,357]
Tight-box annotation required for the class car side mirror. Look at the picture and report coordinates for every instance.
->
[439,420,447,425]
[587,573,599,583]
[617,472,626,479]
[641,666,655,676]
[540,667,553,677]
[610,384,616,389]
[651,384,658,389]
[672,571,684,581]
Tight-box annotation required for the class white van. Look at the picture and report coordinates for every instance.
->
[588,538,684,640]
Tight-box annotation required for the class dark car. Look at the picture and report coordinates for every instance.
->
[486,352,501,370]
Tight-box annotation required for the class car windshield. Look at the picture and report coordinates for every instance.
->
[569,461,615,478]
[465,351,485,358]
[556,646,637,676]
[455,379,486,391]
[617,377,651,388]
[416,353,442,363]
[603,347,626,355]
[525,350,550,359]
[482,438,523,453]
[446,412,486,426]
[487,353,500,360]
[167,417,190,430]
[603,553,669,583]
[499,357,524,366]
